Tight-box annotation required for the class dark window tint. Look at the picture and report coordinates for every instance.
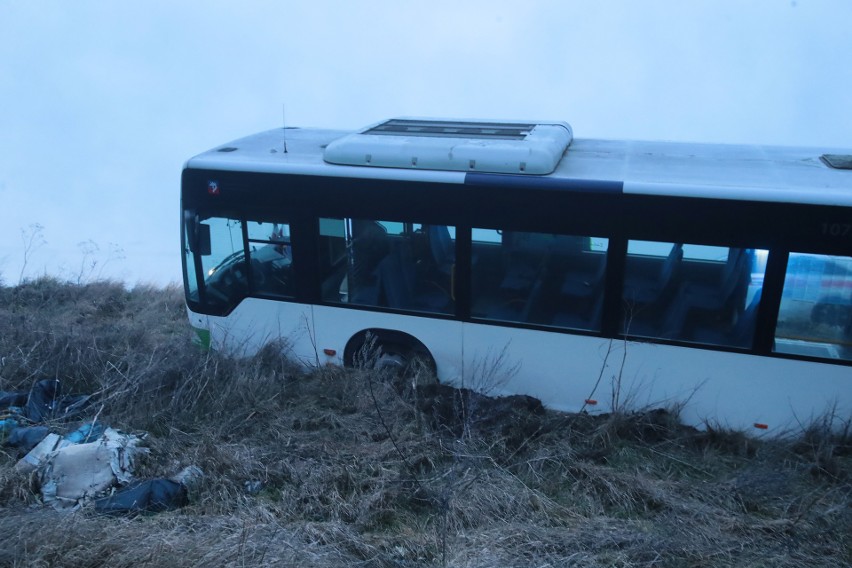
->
[319,218,455,315]
[623,241,765,348]
[470,229,608,331]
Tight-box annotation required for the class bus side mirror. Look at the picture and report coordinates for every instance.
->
[191,223,212,256]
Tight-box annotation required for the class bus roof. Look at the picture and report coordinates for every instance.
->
[185,120,852,207]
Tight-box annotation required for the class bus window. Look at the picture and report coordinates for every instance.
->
[471,228,607,330]
[200,217,248,309]
[319,217,455,314]
[246,220,294,298]
[774,253,852,361]
[624,242,764,348]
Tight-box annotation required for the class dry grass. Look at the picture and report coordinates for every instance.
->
[0,277,849,567]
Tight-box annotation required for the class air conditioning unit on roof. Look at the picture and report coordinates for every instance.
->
[323,118,573,175]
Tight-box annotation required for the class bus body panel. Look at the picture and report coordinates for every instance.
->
[459,322,614,408]
[186,307,210,348]
[461,322,851,431]
[206,298,316,365]
[198,298,852,432]
[311,305,464,380]
[606,341,851,432]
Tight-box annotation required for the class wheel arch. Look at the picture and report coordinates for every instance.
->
[343,328,437,373]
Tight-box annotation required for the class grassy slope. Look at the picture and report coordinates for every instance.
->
[0,278,849,567]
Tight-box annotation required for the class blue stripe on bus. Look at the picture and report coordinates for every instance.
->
[464,172,623,193]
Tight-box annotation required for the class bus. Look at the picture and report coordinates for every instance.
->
[181,118,852,432]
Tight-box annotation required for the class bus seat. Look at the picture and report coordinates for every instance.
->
[660,290,689,339]
[625,287,689,340]
[552,293,604,331]
[500,231,545,292]
[623,243,683,306]
[428,225,455,275]
[560,257,606,299]
[379,250,450,312]
[348,220,390,305]
[349,273,381,306]
[351,220,390,284]
[679,248,750,313]
[692,288,762,348]
[377,251,410,310]
[490,278,544,324]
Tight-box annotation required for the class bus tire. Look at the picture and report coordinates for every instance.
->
[344,329,437,379]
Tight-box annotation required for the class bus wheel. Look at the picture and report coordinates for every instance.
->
[375,346,411,374]
[372,344,438,401]
[345,331,437,380]
[377,343,435,377]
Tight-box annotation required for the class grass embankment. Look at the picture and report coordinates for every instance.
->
[0,277,849,567]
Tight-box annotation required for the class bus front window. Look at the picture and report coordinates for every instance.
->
[199,217,248,310]
[246,220,295,298]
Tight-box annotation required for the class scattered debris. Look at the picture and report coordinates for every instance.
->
[94,479,187,514]
[62,422,107,445]
[1,378,94,457]
[1,379,198,514]
[0,378,92,423]
[5,425,49,452]
[15,433,61,473]
[94,465,202,514]
[38,428,146,510]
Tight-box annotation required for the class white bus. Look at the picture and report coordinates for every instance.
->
[181,118,852,431]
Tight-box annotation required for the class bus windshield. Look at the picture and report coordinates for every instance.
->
[185,215,294,310]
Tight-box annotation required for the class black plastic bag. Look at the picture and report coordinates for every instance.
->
[6,426,50,452]
[94,479,188,514]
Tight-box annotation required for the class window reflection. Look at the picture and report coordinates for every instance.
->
[775,253,852,360]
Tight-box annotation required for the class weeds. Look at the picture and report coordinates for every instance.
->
[0,277,849,567]
[17,223,46,285]
[789,403,852,481]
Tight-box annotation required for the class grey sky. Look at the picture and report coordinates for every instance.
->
[1,0,850,285]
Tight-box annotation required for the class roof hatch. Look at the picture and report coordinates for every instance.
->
[323,118,573,174]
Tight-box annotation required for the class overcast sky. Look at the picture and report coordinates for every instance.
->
[1,0,850,286]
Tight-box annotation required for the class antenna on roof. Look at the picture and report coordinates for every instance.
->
[282,103,289,154]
